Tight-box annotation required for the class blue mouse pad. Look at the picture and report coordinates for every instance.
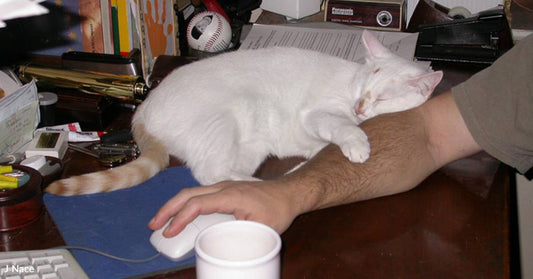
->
[43,167,199,279]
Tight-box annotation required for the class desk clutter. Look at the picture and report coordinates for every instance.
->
[0,1,528,278]
[0,165,43,232]
[410,1,513,64]
[0,0,515,236]
[43,167,199,278]
[0,69,139,233]
[0,0,514,135]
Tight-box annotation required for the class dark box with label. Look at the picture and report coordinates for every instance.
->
[325,0,406,31]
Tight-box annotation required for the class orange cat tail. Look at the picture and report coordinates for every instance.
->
[46,125,169,196]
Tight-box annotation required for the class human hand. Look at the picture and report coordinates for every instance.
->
[148,179,303,237]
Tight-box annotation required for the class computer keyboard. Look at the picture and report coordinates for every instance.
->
[0,248,89,279]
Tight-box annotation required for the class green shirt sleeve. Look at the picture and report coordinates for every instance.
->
[452,34,533,174]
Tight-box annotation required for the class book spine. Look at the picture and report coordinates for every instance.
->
[116,0,132,56]
[127,0,141,51]
[111,3,121,55]
[100,0,114,54]
[79,0,106,53]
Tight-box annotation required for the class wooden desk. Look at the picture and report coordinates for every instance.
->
[0,61,519,278]
[149,61,519,278]
[0,17,520,277]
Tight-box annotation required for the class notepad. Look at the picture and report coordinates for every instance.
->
[44,167,200,279]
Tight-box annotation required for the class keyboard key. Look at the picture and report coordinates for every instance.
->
[56,267,78,278]
[0,257,29,265]
[41,273,59,279]
[31,255,64,264]
[0,249,88,279]
[52,262,69,271]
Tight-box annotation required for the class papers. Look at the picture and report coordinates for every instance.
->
[240,23,419,62]
[0,80,39,156]
[0,68,22,96]
[0,0,49,28]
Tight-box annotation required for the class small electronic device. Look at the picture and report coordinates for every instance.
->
[325,0,407,31]
[25,131,68,160]
[414,7,513,64]
[150,213,235,261]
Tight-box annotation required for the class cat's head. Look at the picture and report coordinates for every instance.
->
[353,30,443,120]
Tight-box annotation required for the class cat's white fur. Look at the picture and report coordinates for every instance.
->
[46,30,442,195]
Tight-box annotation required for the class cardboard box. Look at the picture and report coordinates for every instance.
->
[261,0,323,20]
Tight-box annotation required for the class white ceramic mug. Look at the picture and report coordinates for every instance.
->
[195,220,282,279]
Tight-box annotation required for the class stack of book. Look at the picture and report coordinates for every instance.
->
[33,0,180,81]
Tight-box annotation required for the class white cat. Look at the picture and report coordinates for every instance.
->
[46,30,443,196]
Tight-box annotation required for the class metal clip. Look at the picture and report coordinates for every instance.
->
[68,143,140,168]
[92,143,140,158]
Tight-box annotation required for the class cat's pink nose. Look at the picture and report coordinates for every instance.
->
[355,101,366,117]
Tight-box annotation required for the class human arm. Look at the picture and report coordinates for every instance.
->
[148,91,482,236]
[294,91,481,210]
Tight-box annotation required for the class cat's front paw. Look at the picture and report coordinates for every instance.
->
[335,129,370,163]
[341,141,370,163]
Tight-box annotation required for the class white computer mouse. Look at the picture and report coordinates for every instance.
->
[150,213,235,261]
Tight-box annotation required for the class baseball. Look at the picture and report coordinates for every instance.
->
[187,11,232,53]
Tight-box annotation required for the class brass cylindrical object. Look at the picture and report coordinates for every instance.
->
[18,64,148,101]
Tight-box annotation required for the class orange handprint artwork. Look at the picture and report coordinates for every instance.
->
[141,0,176,57]
[138,0,177,81]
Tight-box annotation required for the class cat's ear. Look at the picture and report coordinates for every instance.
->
[408,71,444,96]
[362,30,391,59]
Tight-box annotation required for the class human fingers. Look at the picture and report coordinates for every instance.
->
[163,180,297,236]
[161,187,240,237]
[148,184,222,230]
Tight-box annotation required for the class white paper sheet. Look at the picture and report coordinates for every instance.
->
[0,80,39,155]
[0,68,23,96]
[239,23,420,63]
[0,0,48,28]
